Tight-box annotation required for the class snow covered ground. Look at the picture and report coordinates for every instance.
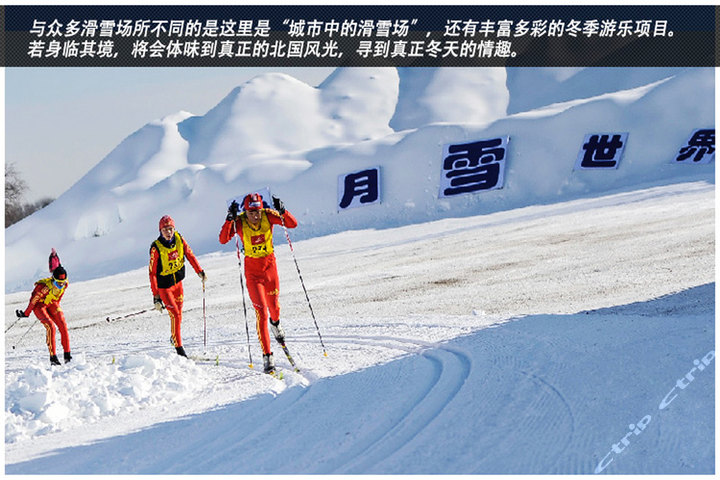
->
[5,179,714,474]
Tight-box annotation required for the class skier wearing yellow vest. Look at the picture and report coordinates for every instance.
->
[219,193,298,374]
[16,257,72,366]
[149,215,206,357]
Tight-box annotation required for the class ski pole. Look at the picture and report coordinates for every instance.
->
[5,314,24,334]
[233,223,254,368]
[12,320,37,350]
[279,216,328,357]
[202,277,207,352]
[106,309,149,323]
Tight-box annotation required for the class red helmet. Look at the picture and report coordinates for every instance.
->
[243,193,263,211]
[158,215,175,231]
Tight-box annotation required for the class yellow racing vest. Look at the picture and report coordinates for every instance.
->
[154,232,185,276]
[35,278,65,304]
[240,212,274,258]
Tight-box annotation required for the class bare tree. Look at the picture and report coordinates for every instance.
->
[6,162,26,203]
[6,163,27,227]
[5,163,53,227]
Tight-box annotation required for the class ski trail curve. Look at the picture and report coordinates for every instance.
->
[306,334,473,474]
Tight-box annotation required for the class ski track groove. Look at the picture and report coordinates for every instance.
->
[301,333,472,474]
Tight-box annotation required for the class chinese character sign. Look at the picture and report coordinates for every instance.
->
[439,137,508,198]
[674,129,715,164]
[338,167,381,210]
[574,133,628,170]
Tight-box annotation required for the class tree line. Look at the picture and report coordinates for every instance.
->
[5,163,54,227]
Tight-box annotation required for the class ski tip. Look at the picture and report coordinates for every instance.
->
[324,351,328,357]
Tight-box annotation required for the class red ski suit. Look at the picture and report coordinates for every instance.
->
[23,279,70,356]
[219,208,298,355]
[149,232,203,348]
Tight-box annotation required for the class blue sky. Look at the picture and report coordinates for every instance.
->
[6,67,334,202]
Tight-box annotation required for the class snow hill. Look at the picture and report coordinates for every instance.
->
[4,67,714,292]
[4,66,715,474]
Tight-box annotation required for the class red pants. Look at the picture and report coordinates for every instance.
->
[245,255,281,355]
[158,282,185,347]
[33,302,70,356]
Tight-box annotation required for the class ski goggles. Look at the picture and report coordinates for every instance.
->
[52,278,67,289]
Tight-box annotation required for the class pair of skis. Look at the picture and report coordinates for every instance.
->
[253,339,300,379]
[260,339,300,379]
[277,341,300,373]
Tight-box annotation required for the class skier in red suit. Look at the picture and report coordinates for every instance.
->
[16,262,72,366]
[219,193,298,374]
[149,215,206,357]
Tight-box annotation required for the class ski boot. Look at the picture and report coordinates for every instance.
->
[269,319,285,344]
[263,353,275,374]
[50,355,61,366]
[176,346,188,358]
[64,351,72,363]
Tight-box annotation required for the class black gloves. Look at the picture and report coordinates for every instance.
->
[228,196,285,217]
[272,195,285,214]
[226,200,239,221]
[15,309,27,318]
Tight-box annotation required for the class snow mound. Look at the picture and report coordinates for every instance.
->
[391,67,508,129]
[181,68,398,167]
[5,352,211,444]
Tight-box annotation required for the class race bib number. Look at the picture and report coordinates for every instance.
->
[251,234,268,254]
